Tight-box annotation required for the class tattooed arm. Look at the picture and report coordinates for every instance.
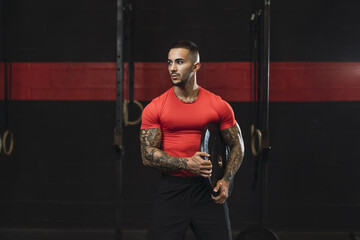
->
[221,123,244,183]
[212,123,244,203]
[140,128,212,177]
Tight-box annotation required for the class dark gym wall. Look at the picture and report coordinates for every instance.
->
[2,0,360,62]
[1,0,360,234]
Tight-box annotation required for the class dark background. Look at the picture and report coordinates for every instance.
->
[2,0,360,62]
[1,0,360,239]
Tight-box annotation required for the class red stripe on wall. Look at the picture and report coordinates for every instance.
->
[1,62,359,101]
[270,62,360,102]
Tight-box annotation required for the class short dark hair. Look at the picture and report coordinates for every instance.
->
[169,40,200,62]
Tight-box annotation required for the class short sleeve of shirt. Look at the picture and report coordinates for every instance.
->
[141,101,161,129]
[218,99,236,130]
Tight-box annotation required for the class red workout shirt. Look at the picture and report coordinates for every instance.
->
[141,87,236,177]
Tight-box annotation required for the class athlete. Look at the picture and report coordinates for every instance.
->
[140,40,244,240]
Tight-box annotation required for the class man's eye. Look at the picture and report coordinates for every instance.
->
[177,61,183,64]
[168,61,172,65]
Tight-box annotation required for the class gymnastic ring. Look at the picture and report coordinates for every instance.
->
[251,124,262,157]
[2,130,14,156]
[123,99,144,126]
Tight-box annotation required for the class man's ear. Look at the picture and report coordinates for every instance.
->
[193,62,201,72]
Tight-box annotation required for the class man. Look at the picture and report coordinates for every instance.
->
[140,40,244,240]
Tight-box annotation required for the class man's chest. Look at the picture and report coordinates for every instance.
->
[159,101,219,132]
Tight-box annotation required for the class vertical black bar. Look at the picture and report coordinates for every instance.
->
[262,0,270,132]
[250,9,261,192]
[256,8,263,130]
[126,2,134,103]
[116,0,124,131]
[260,0,271,227]
[1,0,9,129]
[9,62,12,99]
[4,63,8,126]
[236,1,278,239]
[114,0,124,239]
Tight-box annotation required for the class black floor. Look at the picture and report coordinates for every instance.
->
[0,229,358,240]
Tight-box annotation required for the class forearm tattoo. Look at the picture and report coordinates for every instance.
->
[140,128,189,171]
[221,123,245,183]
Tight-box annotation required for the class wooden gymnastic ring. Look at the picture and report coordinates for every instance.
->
[251,124,262,157]
[123,100,144,126]
[3,130,14,156]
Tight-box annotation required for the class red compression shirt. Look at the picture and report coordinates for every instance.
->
[141,87,236,177]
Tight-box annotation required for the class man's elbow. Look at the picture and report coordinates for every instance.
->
[142,156,151,167]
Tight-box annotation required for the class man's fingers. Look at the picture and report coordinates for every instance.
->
[188,152,213,177]
[211,192,227,204]
[213,181,223,192]
[200,164,212,170]
[196,152,210,160]
[199,169,211,177]
[211,193,225,204]
[197,151,210,157]
[200,174,211,178]
[200,168,212,174]
[199,167,212,176]
[211,180,229,204]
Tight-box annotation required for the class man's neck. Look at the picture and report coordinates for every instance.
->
[173,79,200,103]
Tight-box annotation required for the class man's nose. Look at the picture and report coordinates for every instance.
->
[170,63,177,72]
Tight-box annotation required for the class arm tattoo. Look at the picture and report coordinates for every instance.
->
[140,128,189,171]
[221,123,245,183]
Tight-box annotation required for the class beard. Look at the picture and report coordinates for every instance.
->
[172,78,187,86]
[171,72,192,86]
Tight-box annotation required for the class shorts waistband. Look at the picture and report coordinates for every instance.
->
[161,173,205,184]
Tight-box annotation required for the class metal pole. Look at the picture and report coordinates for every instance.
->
[125,3,134,103]
[262,0,270,133]
[114,0,124,239]
[236,1,278,239]
[116,0,124,132]
[1,0,9,128]
[260,0,271,227]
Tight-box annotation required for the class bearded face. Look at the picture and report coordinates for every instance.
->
[167,48,197,86]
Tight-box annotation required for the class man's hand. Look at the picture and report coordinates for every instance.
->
[211,179,229,204]
[187,152,212,178]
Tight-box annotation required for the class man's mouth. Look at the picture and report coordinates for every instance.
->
[171,74,179,80]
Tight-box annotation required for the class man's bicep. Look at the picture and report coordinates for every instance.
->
[140,128,162,148]
[220,123,243,148]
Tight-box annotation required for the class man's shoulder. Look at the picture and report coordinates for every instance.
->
[150,88,172,103]
[141,88,173,127]
[200,87,234,116]
[200,87,224,102]
[144,88,172,111]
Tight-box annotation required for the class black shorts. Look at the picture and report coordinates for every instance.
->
[147,174,232,240]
